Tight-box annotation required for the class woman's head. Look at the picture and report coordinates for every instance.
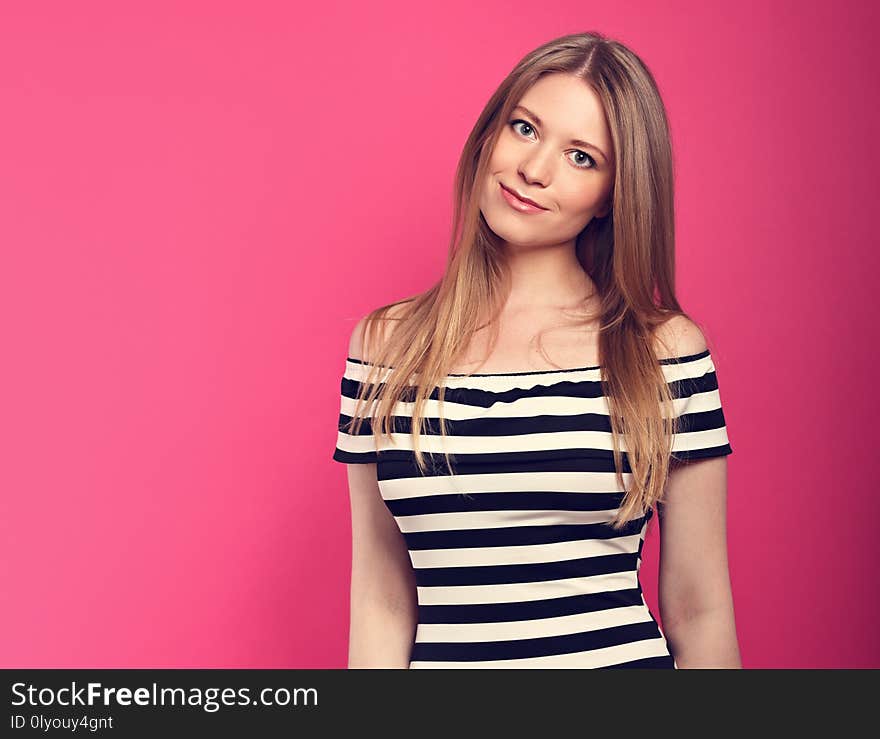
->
[461,31,677,311]
[478,72,616,253]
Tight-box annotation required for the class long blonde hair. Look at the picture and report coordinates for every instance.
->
[346,30,694,529]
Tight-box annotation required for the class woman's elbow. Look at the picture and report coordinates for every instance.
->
[348,595,418,668]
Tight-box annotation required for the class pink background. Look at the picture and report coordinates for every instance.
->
[1,1,878,668]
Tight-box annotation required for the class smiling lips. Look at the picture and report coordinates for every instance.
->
[499,182,548,213]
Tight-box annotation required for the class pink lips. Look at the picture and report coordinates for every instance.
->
[499,182,547,213]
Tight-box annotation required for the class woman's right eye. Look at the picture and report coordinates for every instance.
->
[510,119,534,138]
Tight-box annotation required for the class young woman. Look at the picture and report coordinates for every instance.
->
[333,31,741,669]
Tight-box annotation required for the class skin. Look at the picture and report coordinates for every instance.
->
[478,72,615,313]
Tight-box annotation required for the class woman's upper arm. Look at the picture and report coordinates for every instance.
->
[344,308,416,612]
[347,462,416,611]
[654,314,734,625]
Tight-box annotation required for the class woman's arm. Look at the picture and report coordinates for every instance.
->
[347,461,418,668]
[344,311,418,668]
[657,454,741,668]
[654,315,741,668]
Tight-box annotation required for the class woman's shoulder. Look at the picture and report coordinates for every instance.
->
[347,300,413,362]
[652,314,709,360]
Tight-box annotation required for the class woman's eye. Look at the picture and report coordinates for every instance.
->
[509,119,596,170]
[569,150,596,169]
[511,119,535,138]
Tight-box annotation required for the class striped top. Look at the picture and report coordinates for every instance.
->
[332,349,733,668]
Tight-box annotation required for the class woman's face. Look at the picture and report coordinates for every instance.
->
[479,73,616,248]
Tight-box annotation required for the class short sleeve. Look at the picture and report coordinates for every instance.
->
[332,358,380,464]
[667,349,733,463]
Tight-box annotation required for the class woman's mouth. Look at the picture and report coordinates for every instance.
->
[499,182,548,214]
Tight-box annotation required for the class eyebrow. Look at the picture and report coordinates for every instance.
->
[512,105,610,163]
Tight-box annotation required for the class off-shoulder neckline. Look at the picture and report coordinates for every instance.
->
[344,348,711,377]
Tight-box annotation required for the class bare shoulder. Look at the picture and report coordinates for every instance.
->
[347,300,412,362]
[652,314,708,360]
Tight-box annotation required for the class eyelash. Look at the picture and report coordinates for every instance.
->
[509,119,597,170]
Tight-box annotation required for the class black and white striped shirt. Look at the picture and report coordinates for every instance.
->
[333,348,733,668]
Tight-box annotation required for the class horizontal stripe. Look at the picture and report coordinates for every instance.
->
[415,603,654,642]
[416,587,647,623]
[379,470,637,500]
[334,427,730,459]
[409,640,674,668]
[387,490,629,516]
[410,620,665,661]
[416,570,639,605]
[337,382,711,418]
[403,516,648,551]
[395,506,625,533]
[414,552,639,587]
[408,532,643,568]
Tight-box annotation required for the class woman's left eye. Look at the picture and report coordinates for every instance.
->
[509,119,596,170]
